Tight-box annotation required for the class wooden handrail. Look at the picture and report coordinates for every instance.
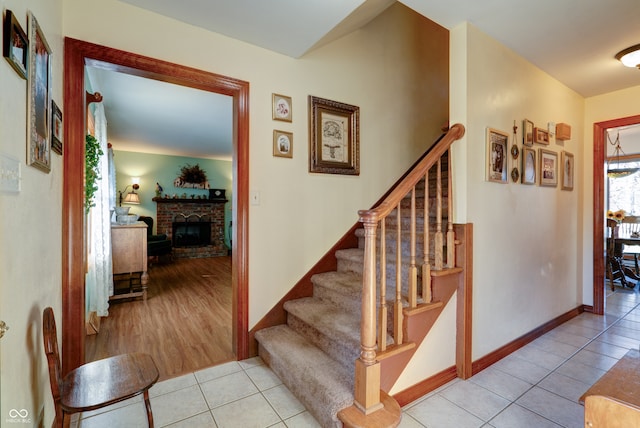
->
[353,123,465,415]
[358,124,465,223]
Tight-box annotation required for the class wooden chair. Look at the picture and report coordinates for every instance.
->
[621,215,640,273]
[607,219,638,290]
[43,307,159,427]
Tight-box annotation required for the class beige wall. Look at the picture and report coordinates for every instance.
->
[582,85,640,305]
[0,0,63,425]
[392,22,587,392]
[451,23,585,361]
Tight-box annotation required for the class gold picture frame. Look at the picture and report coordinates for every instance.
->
[486,127,509,183]
[539,148,557,187]
[521,147,536,185]
[273,130,293,158]
[309,95,360,175]
[561,150,574,191]
[27,11,52,173]
[523,119,534,147]
[272,93,292,122]
[534,127,550,145]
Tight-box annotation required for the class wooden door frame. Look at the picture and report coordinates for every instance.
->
[593,114,640,315]
[62,38,249,374]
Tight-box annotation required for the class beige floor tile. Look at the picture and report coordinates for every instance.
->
[469,366,532,401]
[440,380,510,421]
[200,371,259,408]
[489,404,561,428]
[282,411,323,427]
[194,361,243,384]
[150,372,197,397]
[163,411,217,427]
[262,384,306,420]
[245,364,283,390]
[537,371,592,402]
[515,387,584,428]
[406,394,483,428]
[151,384,209,427]
[211,393,281,428]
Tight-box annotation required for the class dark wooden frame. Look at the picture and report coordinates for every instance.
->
[561,151,574,191]
[63,38,250,375]
[309,95,360,175]
[539,148,557,187]
[486,127,508,183]
[522,119,534,147]
[593,115,640,315]
[51,100,63,155]
[27,11,52,173]
[3,10,28,79]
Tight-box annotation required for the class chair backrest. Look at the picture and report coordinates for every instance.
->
[138,216,153,236]
[621,216,640,236]
[43,307,62,415]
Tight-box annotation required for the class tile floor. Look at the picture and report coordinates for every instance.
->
[73,287,640,427]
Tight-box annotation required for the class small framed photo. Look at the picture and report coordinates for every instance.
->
[486,127,509,183]
[51,100,63,155]
[27,11,52,173]
[273,130,293,158]
[523,119,534,147]
[309,95,360,175]
[3,10,28,79]
[521,147,536,185]
[539,148,557,187]
[534,127,549,145]
[561,150,574,191]
[272,93,292,122]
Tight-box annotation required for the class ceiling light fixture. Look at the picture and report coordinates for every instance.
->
[607,131,639,178]
[615,44,640,68]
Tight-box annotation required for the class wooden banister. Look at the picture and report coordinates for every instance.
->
[353,123,465,415]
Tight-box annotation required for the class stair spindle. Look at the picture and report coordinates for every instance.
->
[409,188,417,308]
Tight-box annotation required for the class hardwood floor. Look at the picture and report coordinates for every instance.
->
[85,256,233,381]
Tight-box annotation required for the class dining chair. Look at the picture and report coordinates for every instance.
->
[607,219,638,290]
[43,307,159,427]
[621,215,640,273]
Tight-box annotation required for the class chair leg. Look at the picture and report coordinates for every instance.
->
[143,390,154,428]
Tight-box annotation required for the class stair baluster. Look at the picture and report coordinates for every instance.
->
[446,148,456,268]
[378,220,388,352]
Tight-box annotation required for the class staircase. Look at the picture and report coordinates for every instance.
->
[255,125,467,427]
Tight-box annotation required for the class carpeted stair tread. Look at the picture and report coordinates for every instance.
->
[311,271,362,312]
[284,297,362,349]
[255,324,354,428]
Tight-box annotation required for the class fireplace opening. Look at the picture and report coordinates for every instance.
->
[172,214,212,247]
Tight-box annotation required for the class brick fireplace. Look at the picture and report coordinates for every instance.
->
[153,197,227,258]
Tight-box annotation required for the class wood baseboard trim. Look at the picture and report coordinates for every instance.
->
[393,304,585,406]
[393,366,457,407]
[471,304,585,375]
[583,304,594,313]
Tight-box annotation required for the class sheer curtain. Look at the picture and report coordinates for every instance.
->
[86,103,114,317]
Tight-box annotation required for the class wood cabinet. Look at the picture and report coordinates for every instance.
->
[111,222,149,301]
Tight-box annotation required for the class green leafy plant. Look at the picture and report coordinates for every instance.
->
[179,163,207,184]
[85,134,104,213]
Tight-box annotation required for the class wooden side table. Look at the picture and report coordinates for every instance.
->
[111,222,149,301]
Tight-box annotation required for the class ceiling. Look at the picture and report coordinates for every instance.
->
[97,0,640,159]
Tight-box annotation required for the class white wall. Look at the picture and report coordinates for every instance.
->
[451,23,585,360]
[0,0,63,425]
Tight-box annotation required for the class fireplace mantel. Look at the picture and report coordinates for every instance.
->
[152,197,228,204]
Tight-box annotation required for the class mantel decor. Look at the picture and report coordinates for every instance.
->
[309,95,359,175]
[27,11,52,173]
[174,163,210,189]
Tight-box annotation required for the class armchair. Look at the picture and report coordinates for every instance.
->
[138,216,172,263]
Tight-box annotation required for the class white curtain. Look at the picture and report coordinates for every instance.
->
[86,103,113,317]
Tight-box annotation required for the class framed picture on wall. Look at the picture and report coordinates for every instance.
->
[486,127,509,183]
[3,10,28,79]
[539,148,557,187]
[51,100,63,155]
[272,93,292,122]
[534,127,550,145]
[521,147,536,185]
[273,130,293,158]
[523,119,534,147]
[26,11,52,173]
[308,95,360,175]
[561,150,574,191]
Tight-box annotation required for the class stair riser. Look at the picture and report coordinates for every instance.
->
[313,283,362,314]
[287,313,359,375]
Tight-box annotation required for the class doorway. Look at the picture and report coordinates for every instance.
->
[62,38,250,374]
[593,115,640,315]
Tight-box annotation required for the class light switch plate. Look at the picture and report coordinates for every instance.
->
[0,153,21,193]
[547,122,556,145]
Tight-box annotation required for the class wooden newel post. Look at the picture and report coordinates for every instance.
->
[354,218,383,414]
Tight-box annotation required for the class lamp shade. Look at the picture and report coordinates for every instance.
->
[616,44,640,68]
[123,192,140,204]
